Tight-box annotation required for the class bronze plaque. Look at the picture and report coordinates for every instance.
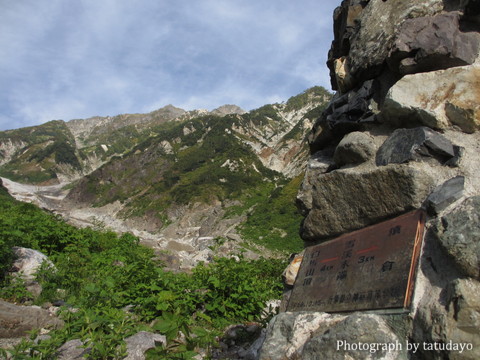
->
[287,210,426,313]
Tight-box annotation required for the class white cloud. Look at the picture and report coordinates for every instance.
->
[0,0,340,130]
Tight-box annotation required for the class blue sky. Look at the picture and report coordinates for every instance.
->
[0,0,340,131]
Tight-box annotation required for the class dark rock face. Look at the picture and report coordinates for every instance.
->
[433,196,480,279]
[309,80,377,152]
[327,0,445,92]
[375,127,460,166]
[425,176,465,215]
[327,1,479,93]
[388,12,480,75]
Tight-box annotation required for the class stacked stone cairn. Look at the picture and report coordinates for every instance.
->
[259,1,480,359]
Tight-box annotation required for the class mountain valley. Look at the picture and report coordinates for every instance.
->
[0,86,331,269]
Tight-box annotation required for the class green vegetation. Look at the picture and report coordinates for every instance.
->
[237,175,305,253]
[0,120,81,183]
[0,185,285,359]
[74,114,281,226]
[243,104,283,125]
[0,86,336,357]
[284,86,331,112]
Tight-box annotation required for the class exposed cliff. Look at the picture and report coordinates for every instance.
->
[259,1,480,359]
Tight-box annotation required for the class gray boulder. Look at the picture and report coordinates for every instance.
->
[301,314,406,360]
[259,312,406,360]
[0,300,63,338]
[296,152,333,216]
[433,196,480,279]
[300,165,434,241]
[124,331,166,360]
[258,312,346,360]
[56,339,89,360]
[11,247,54,282]
[381,65,480,131]
[333,131,376,166]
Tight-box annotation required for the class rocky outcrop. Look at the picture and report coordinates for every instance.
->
[0,300,62,338]
[0,139,27,166]
[328,0,479,93]
[388,12,480,76]
[260,0,480,359]
[211,105,245,116]
[10,247,54,282]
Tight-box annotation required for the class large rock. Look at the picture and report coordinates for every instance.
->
[0,300,63,338]
[300,165,434,241]
[11,247,54,282]
[124,331,166,360]
[445,279,480,360]
[381,65,480,131]
[301,314,406,360]
[425,176,465,215]
[433,196,480,279]
[388,12,480,75]
[258,312,346,360]
[328,0,444,91]
[296,152,333,216]
[56,339,90,360]
[259,312,407,360]
[333,131,376,166]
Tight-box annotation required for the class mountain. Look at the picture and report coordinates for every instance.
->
[0,86,332,267]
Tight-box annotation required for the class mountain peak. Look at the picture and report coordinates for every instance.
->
[211,105,245,116]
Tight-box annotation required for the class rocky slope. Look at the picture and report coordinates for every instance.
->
[258,1,480,360]
[0,105,239,184]
[0,87,331,269]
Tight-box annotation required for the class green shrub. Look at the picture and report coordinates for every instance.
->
[0,190,286,358]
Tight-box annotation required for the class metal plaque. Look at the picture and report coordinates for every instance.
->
[287,210,426,313]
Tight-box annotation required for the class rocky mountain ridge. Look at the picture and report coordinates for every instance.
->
[0,87,329,185]
[0,87,331,270]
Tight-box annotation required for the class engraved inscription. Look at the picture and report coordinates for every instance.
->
[287,210,426,313]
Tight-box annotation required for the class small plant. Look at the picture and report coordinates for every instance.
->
[0,275,33,303]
